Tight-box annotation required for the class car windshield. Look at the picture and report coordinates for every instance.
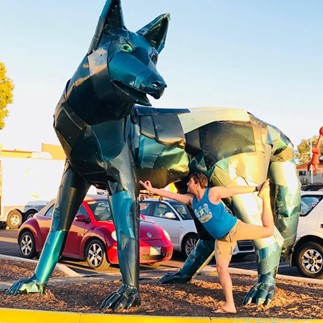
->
[169,201,193,220]
[139,201,150,216]
[300,195,323,216]
[87,200,113,221]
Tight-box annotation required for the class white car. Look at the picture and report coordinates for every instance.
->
[139,198,254,258]
[291,191,323,279]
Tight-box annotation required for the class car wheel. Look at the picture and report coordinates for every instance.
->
[19,231,37,259]
[85,239,110,271]
[24,210,36,222]
[182,233,198,258]
[295,241,323,279]
[7,210,22,229]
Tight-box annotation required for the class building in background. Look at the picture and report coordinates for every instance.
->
[297,161,323,186]
[0,143,65,160]
[0,143,65,229]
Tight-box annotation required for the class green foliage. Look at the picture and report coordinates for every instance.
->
[295,135,323,165]
[0,62,14,129]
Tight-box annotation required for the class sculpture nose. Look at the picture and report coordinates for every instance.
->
[151,80,167,99]
[152,80,167,91]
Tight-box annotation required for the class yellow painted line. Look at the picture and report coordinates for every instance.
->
[0,308,321,323]
[80,314,210,323]
[220,319,323,323]
[0,308,80,323]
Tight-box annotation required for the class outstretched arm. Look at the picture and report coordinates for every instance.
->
[209,183,263,204]
[139,180,193,206]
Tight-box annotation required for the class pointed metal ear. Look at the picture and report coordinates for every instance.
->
[137,13,170,53]
[88,0,125,54]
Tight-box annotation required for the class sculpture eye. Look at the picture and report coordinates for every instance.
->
[120,43,134,52]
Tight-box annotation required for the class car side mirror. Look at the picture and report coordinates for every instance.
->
[164,212,176,219]
[75,214,90,223]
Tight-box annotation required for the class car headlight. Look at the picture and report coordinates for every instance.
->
[163,229,171,241]
[111,231,117,241]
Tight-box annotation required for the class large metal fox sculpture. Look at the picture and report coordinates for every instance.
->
[7,0,300,311]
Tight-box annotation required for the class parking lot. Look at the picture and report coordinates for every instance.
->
[0,228,302,278]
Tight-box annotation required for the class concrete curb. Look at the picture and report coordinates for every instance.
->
[226,266,323,285]
[0,254,81,277]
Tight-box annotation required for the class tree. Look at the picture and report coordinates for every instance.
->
[295,136,323,165]
[0,62,14,129]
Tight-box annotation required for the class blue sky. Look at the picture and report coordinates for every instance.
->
[1,0,322,151]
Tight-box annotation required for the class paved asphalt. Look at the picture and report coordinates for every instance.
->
[0,228,307,279]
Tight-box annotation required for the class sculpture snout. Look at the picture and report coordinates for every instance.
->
[146,78,167,99]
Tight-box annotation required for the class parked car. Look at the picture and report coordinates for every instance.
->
[290,191,323,279]
[139,198,254,258]
[301,183,323,191]
[18,195,173,270]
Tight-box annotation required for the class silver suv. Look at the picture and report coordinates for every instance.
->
[290,191,323,279]
[139,198,254,258]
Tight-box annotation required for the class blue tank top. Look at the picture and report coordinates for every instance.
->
[192,188,237,239]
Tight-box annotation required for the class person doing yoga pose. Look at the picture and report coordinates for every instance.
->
[139,173,274,314]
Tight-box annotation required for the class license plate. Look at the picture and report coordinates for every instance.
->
[149,246,161,256]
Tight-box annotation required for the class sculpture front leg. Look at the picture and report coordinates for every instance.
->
[5,274,45,295]
[6,163,89,296]
[6,231,67,295]
[100,190,141,311]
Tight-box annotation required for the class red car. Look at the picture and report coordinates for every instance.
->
[18,195,173,270]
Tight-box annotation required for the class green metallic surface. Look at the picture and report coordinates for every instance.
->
[158,111,300,306]
[35,231,68,284]
[243,272,276,305]
[5,274,45,295]
[159,239,215,284]
[256,244,281,275]
[137,136,189,187]
[100,190,141,310]
[6,0,300,311]
[5,231,68,294]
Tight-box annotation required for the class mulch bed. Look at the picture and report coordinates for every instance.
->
[0,259,322,319]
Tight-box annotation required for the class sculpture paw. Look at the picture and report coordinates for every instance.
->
[158,271,192,284]
[100,284,141,311]
[243,274,275,306]
[6,275,45,295]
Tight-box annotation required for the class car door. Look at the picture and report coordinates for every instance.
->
[143,201,182,248]
[38,205,55,246]
[298,194,323,235]
[63,204,92,258]
[169,201,198,245]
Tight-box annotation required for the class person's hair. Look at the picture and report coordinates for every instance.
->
[190,172,208,188]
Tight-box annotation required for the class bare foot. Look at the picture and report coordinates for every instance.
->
[257,179,270,199]
[213,303,237,314]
